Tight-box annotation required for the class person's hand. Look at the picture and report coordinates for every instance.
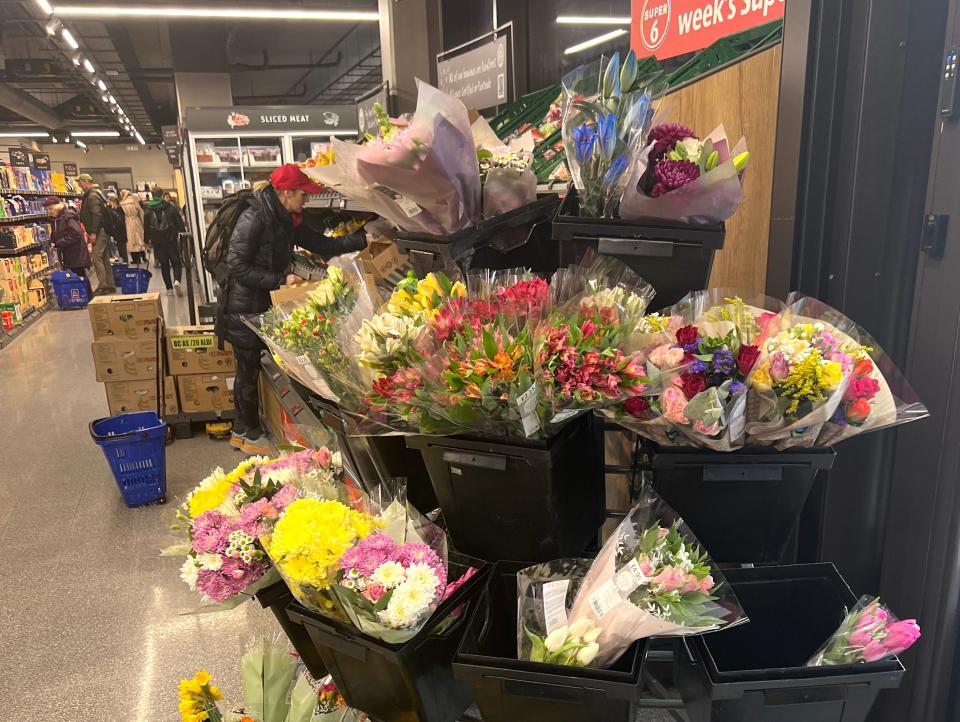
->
[285,274,302,286]
[87,243,93,253]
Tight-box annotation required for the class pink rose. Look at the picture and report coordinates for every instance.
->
[682,575,701,593]
[694,420,720,436]
[363,582,386,604]
[313,446,333,467]
[769,352,790,382]
[649,344,686,370]
[662,387,690,424]
[699,575,715,594]
[652,566,686,592]
[638,559,656,577]
[882,619,920,655]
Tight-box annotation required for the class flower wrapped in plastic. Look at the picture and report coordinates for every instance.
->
[168,448,347,607]
[807,596,920,666]
[606,292,783,450]
[240,636,298,722]
[562,50,663,217]
[619,123,749,223]
[744,296,905,448]
[518,490,746,669]
[178,669,224,722]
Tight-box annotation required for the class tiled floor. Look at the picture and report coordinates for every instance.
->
[0,270,276,721]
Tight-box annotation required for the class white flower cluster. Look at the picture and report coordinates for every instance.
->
[375,562,442,629]
[580,284,649,318]
[354,312,424,370]
[179,553,223,591]
[543,617,603,666]
[765,329,814,363]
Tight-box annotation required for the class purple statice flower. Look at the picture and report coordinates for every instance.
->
[191,511,233,555]
[339,533,398,576]
[711,348,736,376]
[647,123,696,161]
[728,380,747,395]
[830,406,849,427]
[650,159,700,198]
[196,557,268,602]
[690,358,709,374]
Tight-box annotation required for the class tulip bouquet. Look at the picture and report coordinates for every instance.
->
[519,491,745,669]
[619,123,750,223]
[166,448,348,606]
[807,596,921,666]
[562,49,661,217]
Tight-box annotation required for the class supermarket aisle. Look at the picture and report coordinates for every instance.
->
[0,276,275,721]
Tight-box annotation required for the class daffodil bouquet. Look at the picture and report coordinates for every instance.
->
[178,669,224,722]
[561,50,662,217]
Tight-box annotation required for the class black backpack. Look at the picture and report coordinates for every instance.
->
[93,190,121,239]
[203,189,253,286]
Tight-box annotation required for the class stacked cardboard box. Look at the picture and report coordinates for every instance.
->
[88,293,178,415]
[166,325,236,414]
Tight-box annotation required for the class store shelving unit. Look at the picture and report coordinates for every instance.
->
[0,300,51,349]
[0,214,50,224]
[0,190,82,199]
[0,240,51,257]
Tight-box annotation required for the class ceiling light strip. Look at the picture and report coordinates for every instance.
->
[556,16,632,25]
[52,6,379,21]
[563,29,629,55]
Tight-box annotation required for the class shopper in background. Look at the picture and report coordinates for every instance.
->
[145,187,186,296]
[77,173,117,295]
[106,194,128,263]
[220,163,365,455]
[120,189,147,268]
[43,196,92,297]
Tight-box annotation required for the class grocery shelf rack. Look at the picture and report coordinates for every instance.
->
[0,300,51,349]
[0,240,51,257]
[0,214,51,224]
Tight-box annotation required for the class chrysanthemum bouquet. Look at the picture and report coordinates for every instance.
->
[519,491,745,669]
[562,50,661,217]
[807,596,920,667]
[619,123,750,223]
[169,449,345,606]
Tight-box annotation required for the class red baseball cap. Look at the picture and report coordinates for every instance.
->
[270,163,323,194]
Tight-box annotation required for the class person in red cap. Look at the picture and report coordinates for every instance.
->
[219,163,365,455]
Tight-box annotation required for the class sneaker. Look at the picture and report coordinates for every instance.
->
[229,431,245,450]
[174,280,184,297]
[166,288,174,296]
[240,435,273,456]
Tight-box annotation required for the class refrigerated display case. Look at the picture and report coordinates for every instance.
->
[181,105,358,303]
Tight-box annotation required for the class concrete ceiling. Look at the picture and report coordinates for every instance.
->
[0,0,382,142]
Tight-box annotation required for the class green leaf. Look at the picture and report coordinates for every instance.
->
[482,330,498,359]
[524,626,547,663]
[373,588,394,613]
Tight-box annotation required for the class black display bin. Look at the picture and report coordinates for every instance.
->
[286,555,489,722]
[301,392,382,493]
[254,580,327,678]
[552,189,725,310]
[454,561,647,722]
[405,413,605,563]
[648,445,836,564]
[678,564,904,722]
[395,195,561,276]
[350,434,439,516]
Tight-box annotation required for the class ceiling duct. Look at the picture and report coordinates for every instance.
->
[0,82,61,128]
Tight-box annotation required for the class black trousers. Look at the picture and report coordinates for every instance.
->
[154,239,182,289]
[233,345,263,438]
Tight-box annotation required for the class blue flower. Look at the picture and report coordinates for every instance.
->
[597,113,617,161]
[573,122,597,166]
[603,155,629,186]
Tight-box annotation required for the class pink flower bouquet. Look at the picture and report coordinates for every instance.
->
[807,596,920,666]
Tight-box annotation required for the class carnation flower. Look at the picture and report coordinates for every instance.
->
[650,159,700,198]
[195,556,268,603]
[647,123,696,161]
[191,511,233,555]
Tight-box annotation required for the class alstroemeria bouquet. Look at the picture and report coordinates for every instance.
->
[562,50,661,217]
[519,491,745,669]
[807,596,920,667]
[620,123,750,223]
[168,449,344,606]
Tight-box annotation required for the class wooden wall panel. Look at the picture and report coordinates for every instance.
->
[665,45,783,293]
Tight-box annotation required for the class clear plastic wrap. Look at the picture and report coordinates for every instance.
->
[518,490,747,669]
[619,124,749,223]
[241,636,297,722]
[473,114,539,219]
[806,596,920,666]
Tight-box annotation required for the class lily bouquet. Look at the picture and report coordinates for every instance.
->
[619,123,750,223]
[807,596,920,666]
[168,448,345,606]
[562,50,661,217]
[519,490,745,669]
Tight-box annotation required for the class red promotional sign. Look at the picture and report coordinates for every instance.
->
[631,0,785,60]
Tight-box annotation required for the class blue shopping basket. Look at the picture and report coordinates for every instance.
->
[111,261,128,287]
[51,271,90,309]
[119,268,152,294]
[90,411,167,506]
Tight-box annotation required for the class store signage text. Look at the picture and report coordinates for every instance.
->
[632,0,784,60]
[185,105,358,134]
[437,30,510,111]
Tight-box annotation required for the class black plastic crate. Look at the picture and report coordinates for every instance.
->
[649,445,836,564]
[286,555,489,722]
[405,413,605,563]
[454,561,647,722]
[678,564,904,722]
[552,189,725,310]
[351,434,439,515]
[254,581,327,678]
[395,195,561,276]
[301,392,383,493]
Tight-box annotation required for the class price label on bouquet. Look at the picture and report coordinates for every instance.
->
[516,384,541,438]
[589,579,625,620]
[631,0,785,60]
[542,580,570,635]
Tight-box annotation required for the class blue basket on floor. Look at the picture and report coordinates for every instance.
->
[51,270,91,309]
[89,411,167,506]
[119,268,152,294]
[111,261,128,287]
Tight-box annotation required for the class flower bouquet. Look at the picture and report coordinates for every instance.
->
[167,448,348,607]
[562,50,662,217]
[807,596,920,666]
[619,123,750,223]
[518,490,745,669]
[178,669,224,722]
[473,114,539,220]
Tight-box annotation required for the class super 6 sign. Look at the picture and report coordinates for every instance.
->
[632,0,785,60]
